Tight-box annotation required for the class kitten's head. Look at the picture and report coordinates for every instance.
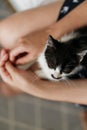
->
[43,35,87,80]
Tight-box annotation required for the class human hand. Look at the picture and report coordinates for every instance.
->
[0,52,40,93]
[0,49,22,96]
[9,29,48,65]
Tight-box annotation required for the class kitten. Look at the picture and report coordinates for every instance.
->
[37,26,87,81]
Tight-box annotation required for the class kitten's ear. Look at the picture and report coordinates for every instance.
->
[76,36,87,61]
[47,35,55,47]
[78,50,87,62]
[47,35,60,48]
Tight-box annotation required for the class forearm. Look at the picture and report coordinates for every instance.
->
[48,1,87,38]
[27,79,87,105]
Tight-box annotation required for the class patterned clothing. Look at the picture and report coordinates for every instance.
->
[57,0,85,21]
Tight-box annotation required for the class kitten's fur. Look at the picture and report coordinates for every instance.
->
[37,26,87,81]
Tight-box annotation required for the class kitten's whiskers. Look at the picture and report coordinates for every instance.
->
[64,79,77,88]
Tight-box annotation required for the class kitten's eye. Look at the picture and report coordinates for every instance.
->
[63,64,76,73]
[48,62,56,69]
[63,68,72,73]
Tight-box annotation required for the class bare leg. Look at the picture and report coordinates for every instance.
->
[0,1,64,49]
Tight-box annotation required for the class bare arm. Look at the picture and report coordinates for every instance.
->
[49,0,87,38]
[33,79,87,105]
[0,58,87,105]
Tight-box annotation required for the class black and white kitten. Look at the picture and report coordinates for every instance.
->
[37,26,87,81]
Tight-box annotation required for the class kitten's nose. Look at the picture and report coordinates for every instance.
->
[55,72,62,78]
[54,72,59,78]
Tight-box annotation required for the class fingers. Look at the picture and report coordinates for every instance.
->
[0,49,19,82]
[5,61,18,76]
[0,61,20,87]
[0,55,8,66]
[0,49,11,83]
[15,54,32,64]
[10,46,29,63]
[0,65,12,83]
[1,49,6,56]
[0,49,9,66]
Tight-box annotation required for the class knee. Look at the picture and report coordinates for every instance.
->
[0,19,18,49]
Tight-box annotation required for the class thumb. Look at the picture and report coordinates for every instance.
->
[16,53,35,65]
[5,61,19,75]
[10,46,29,63]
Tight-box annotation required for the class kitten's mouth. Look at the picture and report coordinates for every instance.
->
[51,74,62,79]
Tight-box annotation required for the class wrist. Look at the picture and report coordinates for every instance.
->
[46,22,63,39]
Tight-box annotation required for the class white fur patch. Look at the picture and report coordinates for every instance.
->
[37,44,56,81]
[38,53,54,80]
[59,32,78,42]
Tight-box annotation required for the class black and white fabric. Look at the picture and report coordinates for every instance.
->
[57,0,85,21]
